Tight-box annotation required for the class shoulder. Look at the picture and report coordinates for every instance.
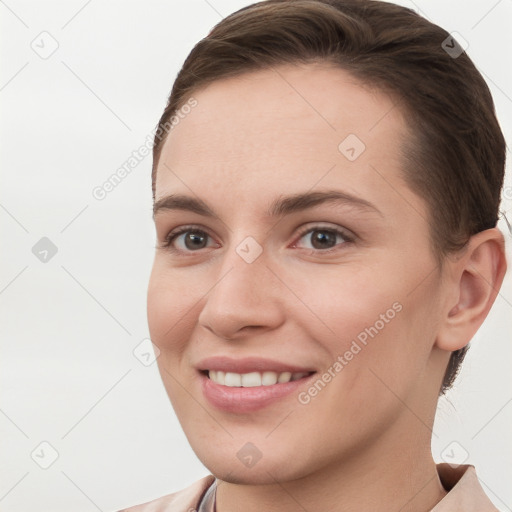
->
[433,463,499,511]
[115,475,216,512]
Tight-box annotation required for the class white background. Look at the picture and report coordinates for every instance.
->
[1,0,511,510]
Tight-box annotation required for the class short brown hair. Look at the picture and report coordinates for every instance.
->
[151,0,506,394]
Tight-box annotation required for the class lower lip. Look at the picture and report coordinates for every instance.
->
[200,372,316,413]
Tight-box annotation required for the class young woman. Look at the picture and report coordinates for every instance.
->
[120,1,508,510]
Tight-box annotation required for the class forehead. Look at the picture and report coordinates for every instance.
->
[155,62,413,216]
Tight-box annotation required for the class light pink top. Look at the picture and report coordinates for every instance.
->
[116,463,499,511]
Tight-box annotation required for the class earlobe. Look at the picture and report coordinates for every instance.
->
[435,228,507,352]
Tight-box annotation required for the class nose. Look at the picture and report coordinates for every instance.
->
[197,237,285,341]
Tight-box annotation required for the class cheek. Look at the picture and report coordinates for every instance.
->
[291,266,402,347]
[147,270,199,413]
[295,266,435,392]
[147,265,199,348]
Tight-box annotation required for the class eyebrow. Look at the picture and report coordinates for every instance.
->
[152,190,383,220]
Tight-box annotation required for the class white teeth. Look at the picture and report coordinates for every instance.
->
[208,370,310,387]
[224,372,241,387]
[261,371,278,386]
[241,372,261,387]
[277,371,292,383]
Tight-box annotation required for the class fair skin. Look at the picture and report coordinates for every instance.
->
[147,62,506,512]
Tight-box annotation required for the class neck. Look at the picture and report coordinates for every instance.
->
[215,424,447,512]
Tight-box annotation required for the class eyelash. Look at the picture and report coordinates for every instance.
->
[160,224,355,255]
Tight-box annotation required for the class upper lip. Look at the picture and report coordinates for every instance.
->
[196,356,316,374]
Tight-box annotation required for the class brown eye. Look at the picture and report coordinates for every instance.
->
[295,225,353,252]
[163,227,217,253]
[181,230,209,250]
[309,230,338,249]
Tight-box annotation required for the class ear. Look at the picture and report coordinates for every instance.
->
[435,228,507,351]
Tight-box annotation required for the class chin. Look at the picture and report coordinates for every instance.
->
[209,464,302,486]
[196,446,311,485]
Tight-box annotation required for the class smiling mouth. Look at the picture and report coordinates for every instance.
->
[202,370,316,387]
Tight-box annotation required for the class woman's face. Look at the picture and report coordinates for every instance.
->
[147,62,451,483]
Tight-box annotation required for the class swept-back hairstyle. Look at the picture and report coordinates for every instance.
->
[151,0,506,394]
